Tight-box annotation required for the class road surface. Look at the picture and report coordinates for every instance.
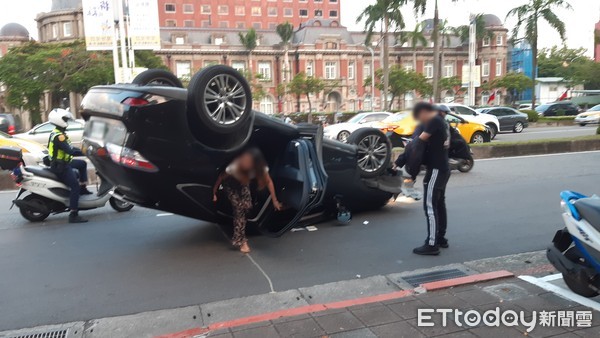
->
[493,125,597,142]
[1,151,599,330]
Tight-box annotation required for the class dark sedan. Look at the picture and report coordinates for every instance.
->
[476,107,529,133]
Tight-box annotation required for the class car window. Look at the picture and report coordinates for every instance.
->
[589,105,600,112]
[535,104,550,112]
[452,106,476,116]
[382,113,408,122]
[67,121,84,131]
[347,113,367,123]
[363,114,388,123]
[34,123,55,134]
[484,109,501,117]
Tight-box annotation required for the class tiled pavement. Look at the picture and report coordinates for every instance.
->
[205,278,600,338]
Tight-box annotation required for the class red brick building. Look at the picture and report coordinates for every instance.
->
[158,0,341,30]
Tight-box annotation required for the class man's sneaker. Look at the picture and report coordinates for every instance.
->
[69,211,88,223]
[80,186,93,195]
[413,244,440,256]
[438,238,449,248]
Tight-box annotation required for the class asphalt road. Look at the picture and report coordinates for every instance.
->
[492,125,597,142]
[1,151,600,331]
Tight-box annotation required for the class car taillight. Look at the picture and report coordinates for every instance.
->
[8,125,15,135]
[122,97,149,106]
[106,143,158,172]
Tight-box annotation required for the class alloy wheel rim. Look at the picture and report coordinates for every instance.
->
[338,131,350,143]
[204,74,247,125]
[515,123,523,132]
[473,134,484,144]
[356,135,388,172]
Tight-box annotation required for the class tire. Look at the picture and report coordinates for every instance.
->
[486,124,498,139]
[337,130,351,143]
[513,122,524,133]
[470,131,486,144]
[579,123,587,127]
[132,69,184,88]
[109,197,134,212]
[457,156,474,173]
[563,274,598,298]
[19,194,50,222]
[347,128,391,178]
[187,65,253,135]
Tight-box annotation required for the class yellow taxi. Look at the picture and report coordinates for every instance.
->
[375,112,491,146]
[0,131,48,166]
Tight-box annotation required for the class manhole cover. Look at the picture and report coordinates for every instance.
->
[402,269,468,287]
[7,329,67,338]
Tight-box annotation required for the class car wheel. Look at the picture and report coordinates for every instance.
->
[109,197,134,212]
[579,123,587,127]
[347,128,391,178]
[19,194,50,222]
[188,65,253,135]
[513,122,524,133]
[486,124,498,139]
[132,69,184,88]
[457,155,474,173]
[337,130,350,143]
[470,131,485,144]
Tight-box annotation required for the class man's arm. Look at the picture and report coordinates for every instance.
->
[54,136,82,156]
[419,117,442,141]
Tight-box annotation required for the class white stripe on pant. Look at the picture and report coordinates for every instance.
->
[426,168,439,246]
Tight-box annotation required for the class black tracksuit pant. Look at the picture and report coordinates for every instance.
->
[423,168,451,246]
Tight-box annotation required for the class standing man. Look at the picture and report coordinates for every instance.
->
[47,108,92,224]
[411,103,451,256]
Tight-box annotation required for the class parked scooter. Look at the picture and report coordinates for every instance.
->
[547,191,600,297]
[0,147,132,222]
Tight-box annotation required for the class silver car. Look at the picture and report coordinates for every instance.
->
[14,119,85,147]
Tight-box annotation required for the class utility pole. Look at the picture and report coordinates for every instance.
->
[468,14,477,106]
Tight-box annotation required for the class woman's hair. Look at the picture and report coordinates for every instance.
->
[248,148,268,190]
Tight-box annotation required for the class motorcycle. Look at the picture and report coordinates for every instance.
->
[0,147,133,222]
[547,191,600,297]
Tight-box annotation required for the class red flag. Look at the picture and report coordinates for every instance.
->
[487,91,496,105]
[558,90,568,101]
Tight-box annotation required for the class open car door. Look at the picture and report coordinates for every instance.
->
[257,139,327,237]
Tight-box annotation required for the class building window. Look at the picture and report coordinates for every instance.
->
[235,6,245,16]
[444,62,454,78]
[325,61,337,79]
[252,22,262,29]
[183,4,194,14]
[325,42,338,49]
[165,3,176,13]
[315,9,323,17]
[260,96,275,115]
[258,62,272,80]
[306,60,314,76]
[404,62,414,71]
[166,20,176,27]
[496,35,503,46]
[348,61,355,80]
[176,61,191,80]
[299,9,308,17]
[232,61,245,72]
[251,7,261,16]
[284,8,293,17]
[482,36,490,46]
[201,5,211,14]
[174,36,185,45]
[184,20,194,27]
[236,22,245,29]
[268,7,277,16]
[424,61,434,78]
[51,23,58,38]
[213,36,224,45]
[218,5,228,15]
[363,64,371,80]
[482,60,490,77]
[329,10,338,17]
[201,20,210,28]
[63,22,72,37]
[219,21,229,28]
[496,60,503,76]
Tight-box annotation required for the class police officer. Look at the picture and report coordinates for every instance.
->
[47,109,92,223]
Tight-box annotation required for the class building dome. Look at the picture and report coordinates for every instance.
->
[51,0,82,11]
[421,19,434,34]
[482,14,503,27]
[0,23,29,38]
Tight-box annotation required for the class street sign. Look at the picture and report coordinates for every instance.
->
[128,0,161,50]
[461,65,481,88]
[82,0,115,51]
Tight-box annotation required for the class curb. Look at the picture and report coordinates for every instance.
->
[156,270,513,338]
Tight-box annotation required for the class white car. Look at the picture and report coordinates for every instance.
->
[574,104,600,126]
[14,119,85,147]
[324,112,392,142]
[444,103,501,139]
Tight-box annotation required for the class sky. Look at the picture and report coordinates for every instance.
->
[0,0,598,57]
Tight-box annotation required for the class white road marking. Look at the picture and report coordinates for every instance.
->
[156,213,174,217]
[519,275,600,312]
[510,128,590,135]
[246,254,276,293]
[478,150,600,162]
[540,273,563,282]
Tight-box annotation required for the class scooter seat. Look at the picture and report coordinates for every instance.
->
[25,166,59,181]
[574,198,600,230]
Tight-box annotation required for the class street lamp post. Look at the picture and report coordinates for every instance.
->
[363,44,375,112]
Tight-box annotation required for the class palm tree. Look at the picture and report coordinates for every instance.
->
[506,0,572,107]
[357,0,405,111]
[397,23,428,71]
[276,22,294,83]
[453,14,494,45]
[238,28,258,74]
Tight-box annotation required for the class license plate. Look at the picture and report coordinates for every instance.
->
[90,121,106,140]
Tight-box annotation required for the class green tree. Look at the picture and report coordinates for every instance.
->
[288,72,325,122]
[488,72,535,104]
[365,66,432,109]
[506,0,572,107]
[238,28,258,73]
[438,76,461,95]
[134,50,166,69]
[0,41,113,124]
[537,46,595,88]
[397,23,427,70]
[357,0,405,111]
[276,22,294,83]
[453,14,494,45]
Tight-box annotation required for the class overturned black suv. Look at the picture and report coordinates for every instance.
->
[81,66,401,236]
